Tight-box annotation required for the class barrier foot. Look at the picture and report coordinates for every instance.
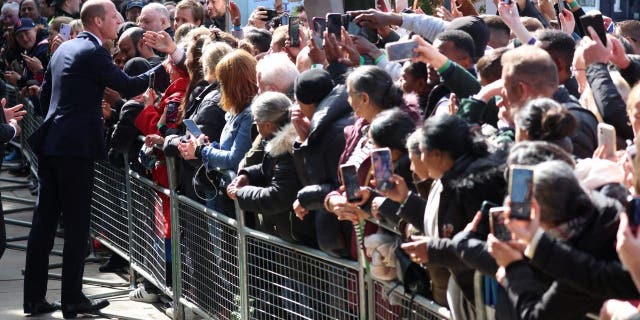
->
[2,194,37,205]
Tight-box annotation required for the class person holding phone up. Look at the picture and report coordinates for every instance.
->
[487,160,633,319]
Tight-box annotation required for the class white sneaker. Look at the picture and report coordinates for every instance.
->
[165,306,196,319]
[129,284,160,303]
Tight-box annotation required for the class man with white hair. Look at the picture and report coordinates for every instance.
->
[256,52,299,96]
[0,2,19,28]
[138,2,172,37]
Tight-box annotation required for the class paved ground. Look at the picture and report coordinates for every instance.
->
[0,163,171,320]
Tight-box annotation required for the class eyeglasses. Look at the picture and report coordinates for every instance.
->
[570,66,585,73]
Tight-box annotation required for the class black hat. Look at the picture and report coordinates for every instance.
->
[294,69,334,105]
[445,16,489,60]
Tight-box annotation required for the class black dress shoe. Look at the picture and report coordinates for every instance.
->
[23,299,58,315]
[98,254,128,273]
[62,298,109,319]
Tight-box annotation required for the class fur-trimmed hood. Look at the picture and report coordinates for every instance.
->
[265,123,297,157]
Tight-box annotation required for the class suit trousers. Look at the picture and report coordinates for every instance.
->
[24,155,94,305]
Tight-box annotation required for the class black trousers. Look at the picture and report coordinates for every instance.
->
[24,155,94,305]
[0,200,5,260]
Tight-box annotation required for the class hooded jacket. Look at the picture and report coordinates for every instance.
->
[237,124,316,246]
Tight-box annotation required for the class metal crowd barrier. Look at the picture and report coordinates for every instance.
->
[4,133,445,320]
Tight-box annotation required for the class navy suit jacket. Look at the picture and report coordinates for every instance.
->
[31,32,155,160]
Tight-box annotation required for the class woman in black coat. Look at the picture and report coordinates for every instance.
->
[228,92,315,246]
[289,69,354,258]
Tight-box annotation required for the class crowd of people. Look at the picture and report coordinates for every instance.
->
[0,0,640,318]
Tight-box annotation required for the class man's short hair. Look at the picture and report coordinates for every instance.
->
[244,27,272,54]
[616,20,640,42]
[477,47,509,84]
[482,15,509,36]
[436,30,475,61]
[521,17,544,32]
[257,52,299,93]
[120,26,145,46]
[175,0,205,24]
[535,29,576,74]
[502,46,558,96]
[80,0,107,26]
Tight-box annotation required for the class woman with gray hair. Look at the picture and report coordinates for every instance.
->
[227,91,315,245]
[488,160,628,319]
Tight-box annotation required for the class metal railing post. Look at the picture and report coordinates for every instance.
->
[234,199,249,320]
[124,153,137,289]
[166,157,184,320]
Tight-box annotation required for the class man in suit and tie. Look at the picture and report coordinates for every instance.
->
[23,0,157,318]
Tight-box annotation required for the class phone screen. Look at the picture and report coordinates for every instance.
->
[386,40,418,62]
[288,16,300,47]
[327,13,342,41]
[509,166,534,220]
[371,148,394,191]
[312,17,326,49]
[490,207,512,241]
[341,164,362,202]
[183,119,203,138]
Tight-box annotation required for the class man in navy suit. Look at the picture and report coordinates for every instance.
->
[24,0,157,318]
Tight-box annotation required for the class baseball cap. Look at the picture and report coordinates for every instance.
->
[14,18,36,35]
[126,0,145,11]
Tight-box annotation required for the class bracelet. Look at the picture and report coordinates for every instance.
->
[168,45,177,55]
[359,56,365,66]
[324,194,334,212]
[311,63,324,69]
[374,54,386,65]
[156,123,166,130]
[233,25,241,31]
[394,190,413,216]
[568,1,578,9]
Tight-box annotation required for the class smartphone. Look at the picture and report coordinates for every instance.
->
[326,13,342,41]
[59,23,71,41]
[479,200,501,234]
[148,71,155,89]
[262,9,278,22]
[386,40,418,62]
[340,164,362,203]
[344,14,361,36]
[597,123,616,159]
[371,148,394,191]
[166,102,179,124]
[627,197,640,231]
[508,165,534,220]
[183,119,202,138]
[579,13,607,45]
[288,16,300,47]
[312,17,326,49]
[490,207,512,241]
[554,3,562,29]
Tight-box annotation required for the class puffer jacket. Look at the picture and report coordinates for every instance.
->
[237,124,316,246]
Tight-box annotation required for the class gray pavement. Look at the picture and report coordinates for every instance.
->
[0,165,170,320]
